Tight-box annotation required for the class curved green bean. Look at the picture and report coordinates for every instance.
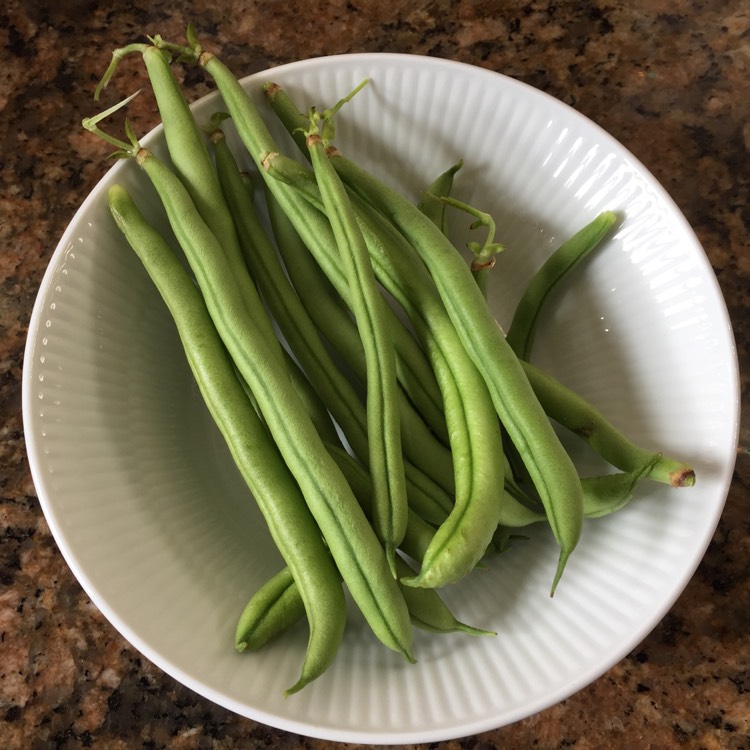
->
[235,567,306,653]
[506,211,618,360]
[134,145,414,661]
[263,150,505,589]
[329,152,583,594]
[107,183,345,695]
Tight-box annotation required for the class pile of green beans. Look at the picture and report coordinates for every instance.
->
[85,26,695,693]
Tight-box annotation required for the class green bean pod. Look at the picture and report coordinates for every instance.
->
[326,443,436,564]
[395,556,496,636]
[263,151,505,589]
[499,457,661,527]
[580,462,658,518]
[235,567,306,653]
[506,211,618,361]
[417,160,464,235]
[282,349,342,448]
[210,128,455,496]
[107,183,345,695]
[134,147,414,661]
[329,152,583,594]
[306,125,408,572]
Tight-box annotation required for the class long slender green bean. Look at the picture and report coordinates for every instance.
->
[210,128,456,495]
[305,113,408,571]
[107,183,345,695]
[129,142,414,660]
[263,151,505,589]
[282,349,342,448]
[327,153,582,593]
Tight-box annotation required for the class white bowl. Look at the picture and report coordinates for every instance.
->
[23,53,739,743]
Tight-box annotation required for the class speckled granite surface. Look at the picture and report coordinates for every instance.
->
[1,0,748,748]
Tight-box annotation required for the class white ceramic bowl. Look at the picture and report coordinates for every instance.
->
[23,53,739,743]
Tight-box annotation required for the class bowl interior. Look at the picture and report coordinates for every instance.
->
[23,53,739,744]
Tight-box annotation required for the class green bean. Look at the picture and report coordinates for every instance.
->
[282,348,342,448]
[264,150,505,589]
[521,360,695,487]
[580,460,658,518]
[497,492,546,528]
[506,211,618,360]
[489,525,535,555]
[128,143,414,661]
[106,183,345,695]
[305,112,408,571]
[97,44,284,364]
[328,152,583,594]
[325,444,436,564]
[394,556,496,636]
[400,460,454,526]
[441,182,692,492]
[499,456,662,526]
[209,127,455,496]
[235,567,306,653]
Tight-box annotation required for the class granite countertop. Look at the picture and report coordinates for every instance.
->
[1,0,748,747]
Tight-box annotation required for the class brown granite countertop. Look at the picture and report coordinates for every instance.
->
[1,0,748,748]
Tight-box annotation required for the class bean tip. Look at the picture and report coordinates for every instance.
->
[550,548,573,597]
